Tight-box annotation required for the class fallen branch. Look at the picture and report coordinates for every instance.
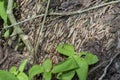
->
[7,0,33,55]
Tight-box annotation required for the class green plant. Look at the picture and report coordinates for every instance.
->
[0,0,18,38]
[0,59,28,80]
[0,70,19,80]
[0,0,10,38]
[29,59,52,80]
[0,59,52,80]
[0,0,7,25]
[9,59,28,80]
[52,43,99,80]
[0,43,99,80]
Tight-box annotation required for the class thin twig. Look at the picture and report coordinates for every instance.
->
[98,52,120,80]
[3,14,44,29]
[0,49,8,65]
[50,0,120,16]
[34,0,50,55]
[88,60,110,75]
[7,0,33,54]
[3,0,120,29]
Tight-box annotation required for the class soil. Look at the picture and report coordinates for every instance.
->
[0,0,120,80]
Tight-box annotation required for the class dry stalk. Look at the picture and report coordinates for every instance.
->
[7,0,33,55]
[34,0,51,57]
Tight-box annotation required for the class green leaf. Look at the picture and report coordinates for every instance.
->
[57,71,75,80]
[0,70,19,80]
[74,56,88,80]
[79,51,87,55]
[4,30,10,38]
[18,59,27,72]
[17,72,28,80]
[9,66,18,75]
[76,66,88,80]
[43,72,52,80]
[52,57,79,73]
[84,53,99,65]
[29,65,44,80]
[0,0,7,24]
[57,43,76,56]
[43,59,52,72]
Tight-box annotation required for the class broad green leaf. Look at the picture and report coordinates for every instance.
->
[52,57,79,73]
[43,59,52,72]
[29,65,44,80]
[0,0,7,24]
[76,66,88,80]
[84,53,99,65]
[9,66,18,75]
[57,70,75,80]
[17,72,28,80]
[18,59,27,72]
[4,30,10,38]
[0,70,19,80]
[74,56,88,80]
[57,43,76,56]
[43,72,52,80]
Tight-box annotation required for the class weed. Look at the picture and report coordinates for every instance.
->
[0,43,99,80]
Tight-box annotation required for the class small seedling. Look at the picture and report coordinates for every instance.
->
[9,59,28,80]
[0,59,28,80]
[29,59,52,80]
[52,43,99,80]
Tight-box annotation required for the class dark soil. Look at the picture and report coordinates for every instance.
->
[1,0,120,80]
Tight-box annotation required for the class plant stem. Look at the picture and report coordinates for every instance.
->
[34,0,51,57]
[7,0,33,55]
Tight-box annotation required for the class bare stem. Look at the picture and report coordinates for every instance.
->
[34,0,51,56]
[7,0,33,55]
